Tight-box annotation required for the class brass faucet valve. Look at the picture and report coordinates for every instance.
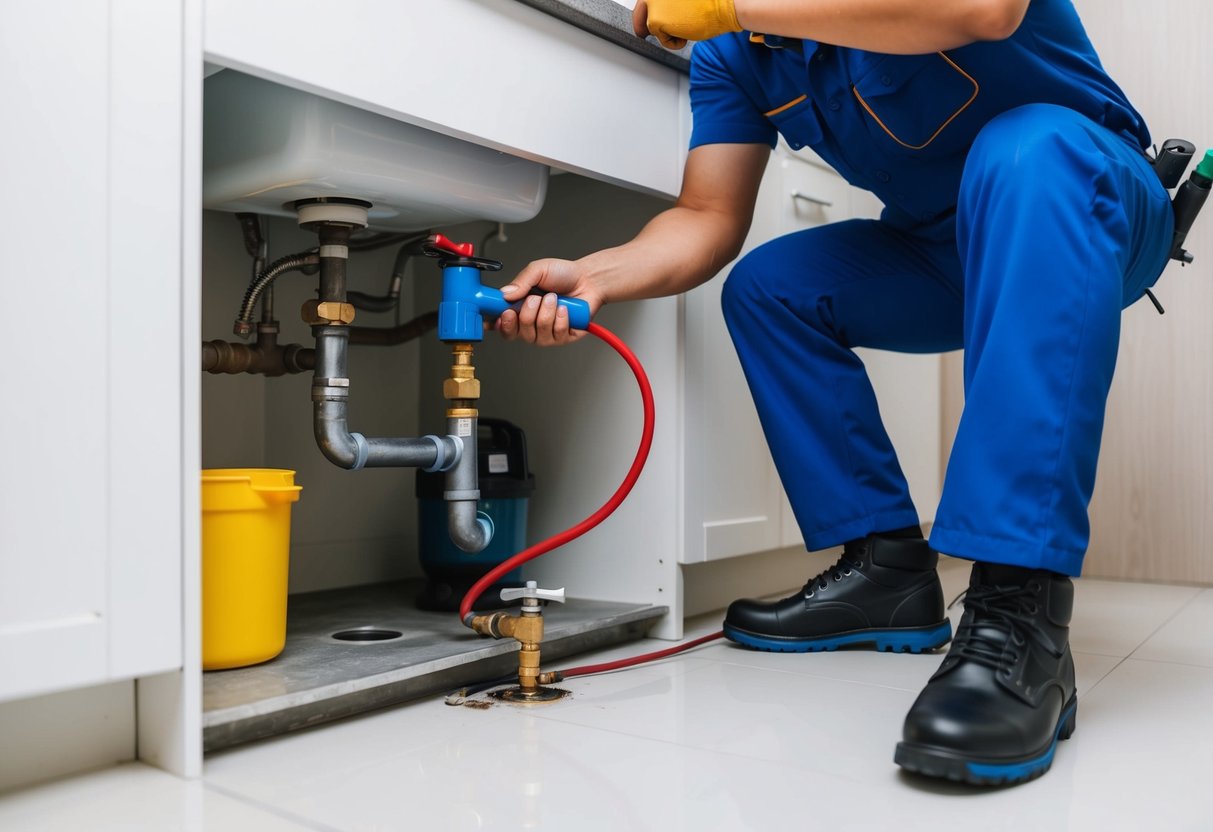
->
[469,582,568,703]
[301,299,356,326]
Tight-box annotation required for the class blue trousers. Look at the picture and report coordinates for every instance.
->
[722,104,1173,575]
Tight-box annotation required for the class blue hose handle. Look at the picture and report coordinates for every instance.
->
[521,288,592,331]
[477,285,592,331]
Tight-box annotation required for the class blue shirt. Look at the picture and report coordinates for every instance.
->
[688,0,1150,230]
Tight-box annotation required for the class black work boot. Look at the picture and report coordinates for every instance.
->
[722,533,951,653]
[895,562,1077,786]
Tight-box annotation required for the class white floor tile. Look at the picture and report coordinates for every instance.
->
[205,698,515,798]
[202,670,1210,832]
[703,639,946,691]
[1056,658,1213,830]
[525,661,920,782]
[22,576,1207,832]
[1131,587,1213,667]
[1069,579,1200,657]
[0,763,312,831]
[213,710,870,832]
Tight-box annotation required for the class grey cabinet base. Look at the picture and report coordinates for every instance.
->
[202,580,665,752]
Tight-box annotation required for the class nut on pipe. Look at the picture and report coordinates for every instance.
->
[301,299,357,326]
[443,376,481,400]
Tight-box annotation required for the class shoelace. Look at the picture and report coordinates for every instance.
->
[802,548,864,597]
[949,581,1057,672]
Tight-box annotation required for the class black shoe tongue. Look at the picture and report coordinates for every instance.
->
[971,562,1035,588]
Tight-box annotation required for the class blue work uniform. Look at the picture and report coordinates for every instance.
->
[694,0,1174,575]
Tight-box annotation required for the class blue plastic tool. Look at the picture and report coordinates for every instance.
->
[423,234,592,342]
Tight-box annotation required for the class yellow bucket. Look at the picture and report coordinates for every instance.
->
[201,468,302,671]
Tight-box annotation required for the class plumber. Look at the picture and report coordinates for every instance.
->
[497,0,1172,785]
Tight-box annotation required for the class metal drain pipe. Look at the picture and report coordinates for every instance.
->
[300,200,490,552]
[310,325,459,470]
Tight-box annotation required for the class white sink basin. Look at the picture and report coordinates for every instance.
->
[203,71,549,231]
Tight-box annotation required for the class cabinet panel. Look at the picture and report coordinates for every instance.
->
[108,0,185,680]
[0,0,185,703]
[0,1,112,702]
[681,152,786,563]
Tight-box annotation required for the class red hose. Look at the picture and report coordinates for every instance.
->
[458,322,656,624]
[555,630,724,679]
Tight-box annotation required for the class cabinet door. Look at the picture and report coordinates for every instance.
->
[682,151,849,563]
[0,0,185,702]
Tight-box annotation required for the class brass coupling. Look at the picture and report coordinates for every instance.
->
[301,299,356,326]
[444,342,480,403]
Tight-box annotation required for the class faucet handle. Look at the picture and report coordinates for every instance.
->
[500,580,566,605]
[422,233,502,271]
[422,233,475,258]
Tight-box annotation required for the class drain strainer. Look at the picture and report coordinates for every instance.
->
[330,628,404,643]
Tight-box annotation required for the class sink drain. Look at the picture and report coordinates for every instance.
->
[330,628,404,643]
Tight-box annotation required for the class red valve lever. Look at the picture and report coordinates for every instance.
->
[426,233,475,258]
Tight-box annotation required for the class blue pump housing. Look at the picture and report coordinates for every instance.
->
[438,263,591,342]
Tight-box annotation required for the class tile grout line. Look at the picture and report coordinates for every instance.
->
[1117,654,1213,671]
[1078,587,1206,697]
[203,780,345,832]
[1121,585,1205,659]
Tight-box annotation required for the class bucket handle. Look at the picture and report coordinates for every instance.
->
[252,484,303,504]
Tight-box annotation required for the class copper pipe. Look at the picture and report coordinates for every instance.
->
[202,311,439,375]
[202,326,314,376]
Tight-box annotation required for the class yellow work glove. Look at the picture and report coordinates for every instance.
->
[633,0,743,50]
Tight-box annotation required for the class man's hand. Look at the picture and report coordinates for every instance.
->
[633,0,743,50]
[497,259,604,347]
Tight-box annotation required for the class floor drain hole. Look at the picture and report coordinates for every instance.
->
[331,628,404,642]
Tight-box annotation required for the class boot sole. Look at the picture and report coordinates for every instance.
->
[721,621,952,654]
[894,695,1077,787]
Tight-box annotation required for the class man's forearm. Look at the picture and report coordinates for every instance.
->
[578,203,750,305]
[735,0,1029,53]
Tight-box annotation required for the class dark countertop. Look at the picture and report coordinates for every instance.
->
[514,0,692,72]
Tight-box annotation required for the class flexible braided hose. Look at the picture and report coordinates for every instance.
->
[234,250,321,336]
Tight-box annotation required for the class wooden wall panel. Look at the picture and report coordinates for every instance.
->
[942,1,1213,583]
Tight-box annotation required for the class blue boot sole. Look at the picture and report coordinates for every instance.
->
[894,695,1078,786]
[722,620,953,654]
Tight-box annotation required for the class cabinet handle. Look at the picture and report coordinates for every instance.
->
[790,190,833,208]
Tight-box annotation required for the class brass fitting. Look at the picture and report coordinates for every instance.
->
[468,583,566,697]
[443,342,480,402]
[301,299,356,326]
[468,611,544,691]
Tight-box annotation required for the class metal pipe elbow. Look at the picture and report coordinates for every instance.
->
[313,403,366,469]
[448,501,494,554]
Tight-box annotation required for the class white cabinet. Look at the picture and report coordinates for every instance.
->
[0,2,188,703]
